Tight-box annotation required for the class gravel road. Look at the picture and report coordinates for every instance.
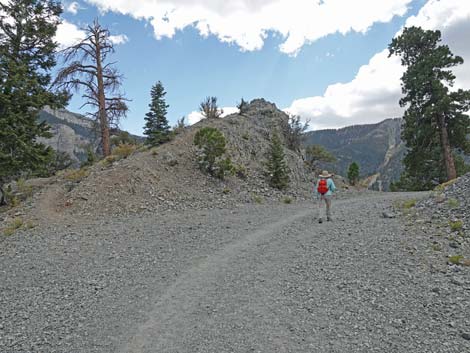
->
[1,192,469,352]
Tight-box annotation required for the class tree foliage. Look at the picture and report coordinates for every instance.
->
[200,96,223,119]
[266,132,290,190]
[305,144,337,170]
[0,0,66,204]
[110,131,136,148]
[281,115,309,153]
[347,162,360,185]
[237,98,249,115]
[389,26,470,190]
[54,20,128,157]
[194,127,233,179]
[144,81,171,146]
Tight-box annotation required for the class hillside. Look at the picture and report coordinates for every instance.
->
[26,99,327,220]
[304,118,405,190]
[38,107,143,166]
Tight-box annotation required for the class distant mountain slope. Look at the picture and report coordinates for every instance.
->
[304,118,405,190]
[38,107,142,165]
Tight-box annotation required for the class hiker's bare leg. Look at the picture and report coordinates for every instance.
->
[325,196,332,221]
[318,195,325,223]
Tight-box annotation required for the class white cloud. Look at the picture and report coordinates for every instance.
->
[56,20,86,48]
[287,0,470,130]
[85,0,413,55]
[188,107,238,125]
[109,34,129,45]
[55,21,129,48]
[66,1,81,15]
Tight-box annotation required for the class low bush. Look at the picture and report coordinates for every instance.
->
[112,143,137,159]
[402,199,416,209]
[64,168,90,183]
[434,178,457,192]
[282,196,293,204]
[194,127,233,179]
[3,217,24,236]
[448,255,463,265]
[447,198,460,209]
[252,193,264,204]
[449,220,463,232]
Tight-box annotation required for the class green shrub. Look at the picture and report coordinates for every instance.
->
[448,255,463,265]
[402,199,416,209]
[448,198,460,209]
[80,146,97,168]
[213,158,234,179]
[234,164,247,179]
[112,143,137,159]
[64,168,90,183]
[16,178,33,199]
[100,155,118,167]
[111,131,137,147]
[434,179,457,192]
[194,127,232,179]
[282,196,293,204]
[3,217,24,236]
[252,194,264,204]
[449,220,463,232]
[265,132,289,190]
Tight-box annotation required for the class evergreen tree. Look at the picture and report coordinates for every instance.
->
[0,0,66,204]
[144,81,171,146]
[389,27,470,190]
[305,144,337,170]
[266,132,290,190]
[347,162,360,185]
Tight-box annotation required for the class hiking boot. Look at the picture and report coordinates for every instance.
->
[318,218,323,224]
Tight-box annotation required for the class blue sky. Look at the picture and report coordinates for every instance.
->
[57,0,470,135]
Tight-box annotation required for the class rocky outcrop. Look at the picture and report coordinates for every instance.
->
[37,107,142,166]
[37,107,98,166]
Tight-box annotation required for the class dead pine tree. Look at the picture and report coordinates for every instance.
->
[54,20,128,156]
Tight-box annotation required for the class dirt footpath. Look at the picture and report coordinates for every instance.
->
[1,193,469,352]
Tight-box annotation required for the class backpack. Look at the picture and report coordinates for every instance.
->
[317,179,329,195]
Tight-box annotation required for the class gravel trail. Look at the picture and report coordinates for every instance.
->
[1,192,469,352]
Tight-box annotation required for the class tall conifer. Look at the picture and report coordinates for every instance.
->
[144,81,171,146]
[0,0,65,204]
[389,27,470,189]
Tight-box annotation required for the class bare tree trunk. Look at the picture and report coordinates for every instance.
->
[438,114,457,181]
[94,32,110,157]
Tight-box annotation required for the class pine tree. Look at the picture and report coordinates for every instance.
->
[266,132,290,190]
[144,81,170,146]
[347,162,360,185]
[305,145,337,170]
[0,0,66,204]
[54,20,128,157]
[389,26,470,189]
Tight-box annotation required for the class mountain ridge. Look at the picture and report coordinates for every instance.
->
[304,117,405,190]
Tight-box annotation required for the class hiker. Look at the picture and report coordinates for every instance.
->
[315,170,336,223]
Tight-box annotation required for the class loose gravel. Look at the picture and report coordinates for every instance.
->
[1,192,469,352]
